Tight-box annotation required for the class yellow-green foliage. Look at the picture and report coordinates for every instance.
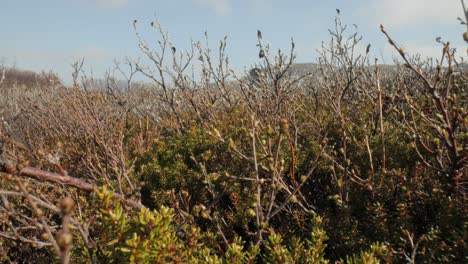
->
[70,187,390,263]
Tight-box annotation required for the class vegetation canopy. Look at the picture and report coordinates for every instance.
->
[0,6,467,264]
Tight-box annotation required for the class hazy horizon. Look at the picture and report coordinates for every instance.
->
[1,0,466,84]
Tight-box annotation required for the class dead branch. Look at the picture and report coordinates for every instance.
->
[13,167,144,210]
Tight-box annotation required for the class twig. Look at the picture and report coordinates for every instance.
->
[17,167,144,210]
[15,178,61,255]
[375,60,387,188]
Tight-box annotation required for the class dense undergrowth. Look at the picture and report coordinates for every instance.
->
[0,13,466,263]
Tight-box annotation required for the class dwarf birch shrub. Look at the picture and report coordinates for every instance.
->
[0,10,466,263]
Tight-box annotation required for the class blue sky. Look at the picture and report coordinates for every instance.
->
[1,0,466,83]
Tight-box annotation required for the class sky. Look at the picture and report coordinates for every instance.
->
[0,0,466,84]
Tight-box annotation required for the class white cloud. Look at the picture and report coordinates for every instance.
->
[194,0,232,16]
[356,0,463,29]
[250,0,273,15]
[96,0,128,9]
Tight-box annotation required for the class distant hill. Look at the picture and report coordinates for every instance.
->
[0,67,60,88]
[286,62,468,77]
[288,63,320,76]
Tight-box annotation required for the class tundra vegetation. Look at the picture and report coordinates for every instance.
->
[0,9,467,264]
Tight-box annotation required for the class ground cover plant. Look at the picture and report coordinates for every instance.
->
[0,7,467,264]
